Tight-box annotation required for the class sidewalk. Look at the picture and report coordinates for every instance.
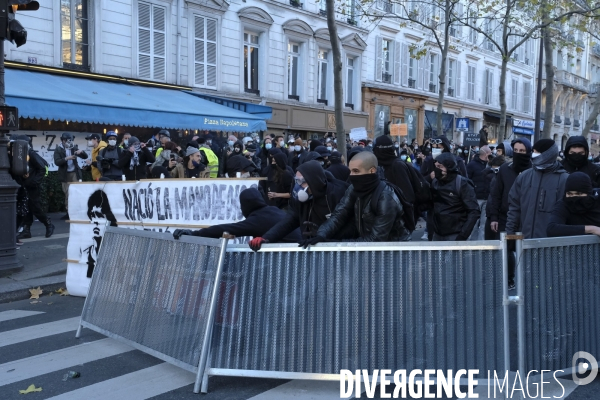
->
[0,213,70,303]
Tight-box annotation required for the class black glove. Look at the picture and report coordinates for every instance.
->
[173,229,193,240]
[298,235,324,249]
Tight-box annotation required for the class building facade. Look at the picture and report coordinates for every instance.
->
[14,0,369,138]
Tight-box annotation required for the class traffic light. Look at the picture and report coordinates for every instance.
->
[0,0,39,47]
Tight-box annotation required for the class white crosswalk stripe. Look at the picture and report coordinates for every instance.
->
[0,310,44,322]
[0,338,133,385]
[46,363,196,400]
[0,317,80,347]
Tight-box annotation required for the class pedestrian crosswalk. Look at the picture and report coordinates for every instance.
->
[0,297,591,399]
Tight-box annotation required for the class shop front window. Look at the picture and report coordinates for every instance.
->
[374,104,390,137]
[424,110,454,139]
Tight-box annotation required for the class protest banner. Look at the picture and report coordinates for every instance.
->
[12,130,90,171]
[390,124,407,137]
[66,178,261,297]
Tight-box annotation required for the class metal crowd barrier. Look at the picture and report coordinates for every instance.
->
[78,229,600,394]
[75,227,229,392]
[200,240,508,392]
[515,235,600,379]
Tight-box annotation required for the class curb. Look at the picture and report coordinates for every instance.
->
[0,275,67,304]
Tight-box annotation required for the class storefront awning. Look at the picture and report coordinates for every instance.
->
[6,69,267,132]
[484,112,513,121]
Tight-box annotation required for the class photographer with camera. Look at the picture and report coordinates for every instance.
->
[96,131,124,181]
[54,132,88,219]
[151,141,182,178]
[117,136,155,181]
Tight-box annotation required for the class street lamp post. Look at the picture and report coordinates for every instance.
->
[0,38,20,274]
[0,0,40,274]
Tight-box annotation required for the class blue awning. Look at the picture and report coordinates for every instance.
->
[513,127,534,135]
[185,92,272,120]
[5,69,267,132]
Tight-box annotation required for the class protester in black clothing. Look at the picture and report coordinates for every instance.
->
[173,188,301,241]
[266,152,294,209]
[304,152,410,245]
[373,135,415,204]
[97,131,124,181]
[327,151,350,182]
[561,136,600,187]
[348,146,365,163]
[249,160,350,250]
[420,135,467,180]
[118,136,155,181]
[483,156,506,240]
[226,154,258,178]
[16,146,55,239]
[430,153,480,241]
[467,145,492,240]
[259,137,273,169]
[547,172,600,237]
[479,125,489,147]
[314,146,331,165]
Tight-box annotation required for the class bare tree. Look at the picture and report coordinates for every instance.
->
[326,0,347,162]
[457,0,600,142]
[359,0,463,137]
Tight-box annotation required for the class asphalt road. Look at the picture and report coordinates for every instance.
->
[1,295,599,400]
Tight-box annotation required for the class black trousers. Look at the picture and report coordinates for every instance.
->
[22,187,49,227]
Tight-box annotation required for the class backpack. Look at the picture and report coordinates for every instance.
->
[31,150,49,177]
[371,181,416,232]
[405,162,432,211]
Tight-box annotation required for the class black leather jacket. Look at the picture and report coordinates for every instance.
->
[431,174,481,238]
[317,183,411,242]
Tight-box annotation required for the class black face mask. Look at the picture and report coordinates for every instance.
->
[566,153,587,168]
[434,166,445,180]
[349,172,380,197]
[564,195,596,213]
[512,153,531,173]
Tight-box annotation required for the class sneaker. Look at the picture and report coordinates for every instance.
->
[421,232,428,241]
[16,240,23,246]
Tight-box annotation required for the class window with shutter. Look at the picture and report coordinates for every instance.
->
[138,2,166,81]
[318,50,328,104]
[346,57,354,106]
[194,15,218,89]
[375,36,383,82]
[456,61,461,97]
[61,0,89,69]
[447,59,455,96]
[511,79,518,110]
[428,53,438,93]
[467,65,476,101]
[244,32,260,94]
[468,9,477,44]
[523,81,531,113]
[393,41,401,85]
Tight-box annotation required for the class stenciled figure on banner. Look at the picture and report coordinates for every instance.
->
[81,190,118,278]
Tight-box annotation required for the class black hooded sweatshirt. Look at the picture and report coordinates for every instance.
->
[561,136,600,187]
[262,160,350,242]
[191,188,301,241]
[265,152,294,209]
[547,195,600,237]
[327,152,350,182]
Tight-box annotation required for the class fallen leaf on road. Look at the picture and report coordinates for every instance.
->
[29,301,40,304]
[29,287,43,299]
[47,302,53,305]
[59,290,69,296]
[55,288,68,295]
[19,384,42,394]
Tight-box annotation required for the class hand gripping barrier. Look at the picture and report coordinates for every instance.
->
[78,229,510,394]
[75,227,229,392]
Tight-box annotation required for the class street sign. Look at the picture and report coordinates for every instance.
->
[456,118,469,132]
[463,131,480,146]
[0,105,19,130]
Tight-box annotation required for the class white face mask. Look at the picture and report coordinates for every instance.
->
[531,152,541,158]
[123,139,129,146]
[228,140,235,146]
[327,146,332,150]
[108,139,117,146]
[265,143,272,150]
[400,155,407,161]
[87,141,94,147]
[279,141,284,147]
[432,148,443,159]
[294,145,302,152]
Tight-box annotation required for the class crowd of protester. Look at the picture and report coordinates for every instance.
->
[9,127,600,288]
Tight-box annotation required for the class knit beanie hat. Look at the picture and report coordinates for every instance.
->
[565,172,593,195]
[533,139,555,154]
[294,138,303,146]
